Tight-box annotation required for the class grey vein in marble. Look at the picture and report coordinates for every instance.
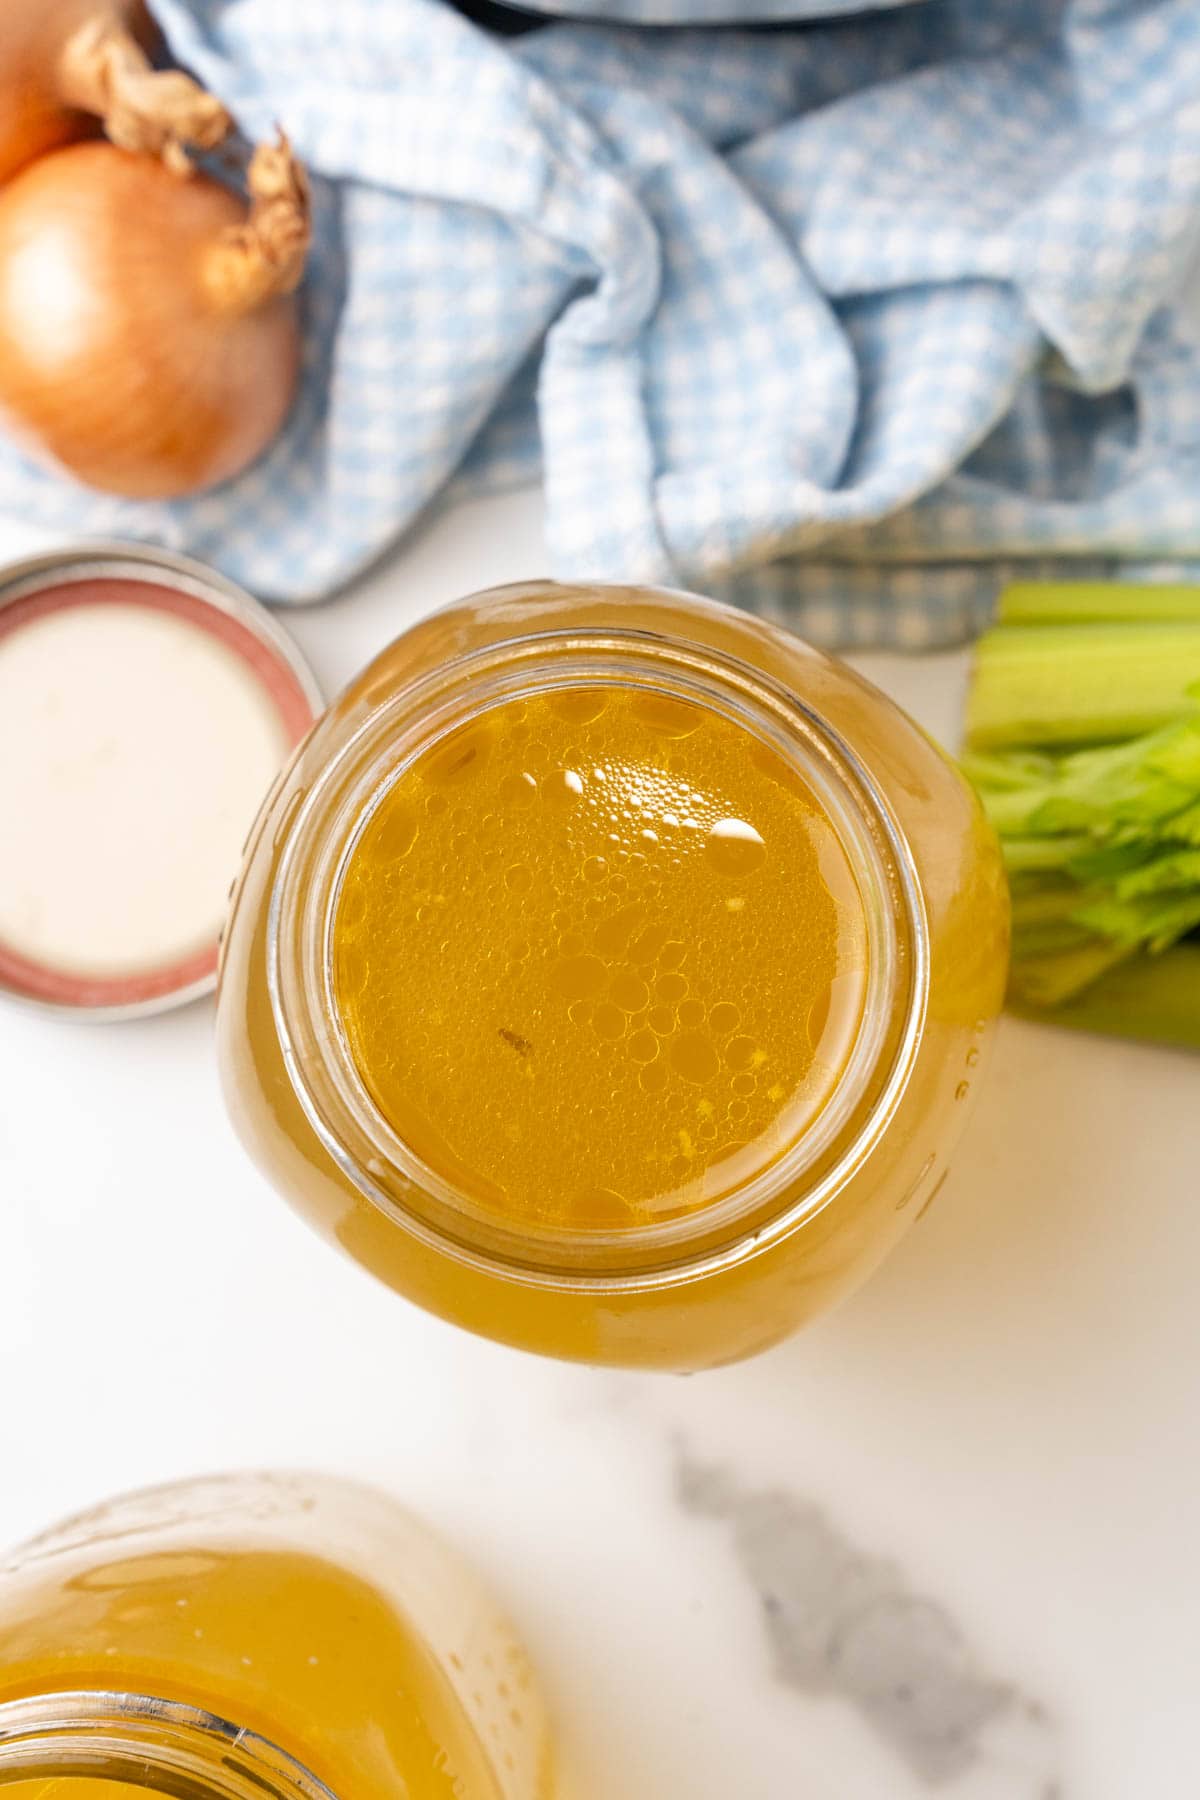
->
[678,1456,1058,1794]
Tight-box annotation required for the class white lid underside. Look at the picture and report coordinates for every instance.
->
[0,603,289,978]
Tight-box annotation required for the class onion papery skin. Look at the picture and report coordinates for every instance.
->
[0,141,302,498]
[0,1,162,183]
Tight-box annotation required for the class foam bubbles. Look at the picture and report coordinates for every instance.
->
[333,680,868,1225]
[671,1033,721,1084]
[610,969,649,1012]
[553,953,606,1000]
[593,1001,627,1040]
[706,817,766,876]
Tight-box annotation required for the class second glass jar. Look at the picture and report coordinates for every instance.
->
[0,1473,552,1799]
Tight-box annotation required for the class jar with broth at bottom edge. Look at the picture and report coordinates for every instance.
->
[217,581,1010,1369]
[0,1473,552,1800]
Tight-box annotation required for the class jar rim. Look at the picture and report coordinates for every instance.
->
[267,593,931,1293]
[0,1692,336,1800]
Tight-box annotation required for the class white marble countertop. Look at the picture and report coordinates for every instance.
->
[2,491,1197,1800]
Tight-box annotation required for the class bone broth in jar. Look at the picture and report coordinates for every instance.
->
[217,582,1009,1369]
[0,1474,552,1800]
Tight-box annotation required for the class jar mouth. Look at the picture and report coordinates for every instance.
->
[0,1692,335,1800]
[268,615,930,1292]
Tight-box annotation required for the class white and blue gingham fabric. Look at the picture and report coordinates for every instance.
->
[1,0,1199,648]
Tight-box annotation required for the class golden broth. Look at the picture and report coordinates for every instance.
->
[334,685,866,1228]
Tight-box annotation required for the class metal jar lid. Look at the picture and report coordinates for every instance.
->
[0,540,322,1021]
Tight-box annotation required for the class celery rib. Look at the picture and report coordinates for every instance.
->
[997,583,1200,627]
[966,623,1200,751]
[962,580,1200,1048]
[1009,942,1200,1051]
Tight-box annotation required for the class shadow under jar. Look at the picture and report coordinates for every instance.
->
[218,582,1009,1369]
[0,1474,552,1800]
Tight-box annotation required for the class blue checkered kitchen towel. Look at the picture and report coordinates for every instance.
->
[2,0,1200,648]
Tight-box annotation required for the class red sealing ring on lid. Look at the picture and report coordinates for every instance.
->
[0,544,321,1020]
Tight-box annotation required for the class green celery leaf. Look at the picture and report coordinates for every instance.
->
[1008,937,1134,1006]
[963,614,1200,1034]
[1113,847,1200,898]
[1159,799,1200,846]
[1003,835,1095,875]
[1073,889,1200,952]
[1067,838,1161,882]
[960,750,1058,791]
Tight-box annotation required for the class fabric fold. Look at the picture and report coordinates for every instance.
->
[0,0,1195,647]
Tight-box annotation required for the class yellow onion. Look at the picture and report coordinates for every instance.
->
[0,0,230,182]
[0,135,312,497]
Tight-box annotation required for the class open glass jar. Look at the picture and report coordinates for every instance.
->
[0,1474,552,1800]
[217,582,1009,1369]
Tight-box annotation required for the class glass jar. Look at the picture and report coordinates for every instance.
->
[0,1474,552,1800]
[218,581,1009,1369]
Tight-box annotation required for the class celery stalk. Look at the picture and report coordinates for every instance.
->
[998,583,1200,627]
[1009,941,1200,1051]
[1007,936,1133,1007]
[962,580,1200,1048]
[966,623,1200,750]
[1002,835,1094,874]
